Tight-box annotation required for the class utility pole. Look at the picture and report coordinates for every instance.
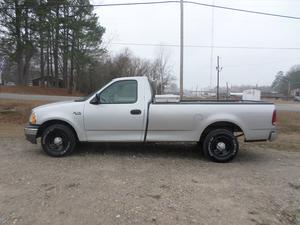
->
[284,77,291,101]
[216,56,222,100]
[209,0,215,88]
[179,0,184,100]
[161,73,164,94]
[226,82,229,100]
[287,79,291,101]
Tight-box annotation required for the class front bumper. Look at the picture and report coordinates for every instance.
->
[268,130,277,141]
[24,125,39,144]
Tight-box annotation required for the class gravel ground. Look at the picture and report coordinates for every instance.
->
[0,129,300,225]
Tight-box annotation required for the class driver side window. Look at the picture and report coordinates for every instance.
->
[100,80,137,104]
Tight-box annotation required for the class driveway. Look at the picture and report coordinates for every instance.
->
[0,130,300,225]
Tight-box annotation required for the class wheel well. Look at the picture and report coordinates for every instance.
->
[199,121,243,143]
[37,120,79,141]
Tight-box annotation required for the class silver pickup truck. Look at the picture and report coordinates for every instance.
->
[25,76,277,162]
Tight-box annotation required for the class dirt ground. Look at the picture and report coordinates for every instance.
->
[0,100,300,225]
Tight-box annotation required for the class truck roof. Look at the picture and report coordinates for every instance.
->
[113,76,148,82]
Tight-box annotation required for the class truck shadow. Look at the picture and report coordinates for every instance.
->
[74,142,265,162]
[76,142,203,160]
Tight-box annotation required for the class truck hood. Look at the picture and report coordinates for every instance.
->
[32,100,85,125]
[33,101,75,111]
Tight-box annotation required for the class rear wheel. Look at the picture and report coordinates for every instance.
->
[41,124,76,157]
[202,129,239,163]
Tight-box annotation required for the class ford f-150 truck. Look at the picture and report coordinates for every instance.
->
[24,76,277,162]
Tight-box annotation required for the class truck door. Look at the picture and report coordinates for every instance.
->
[84,80,145,142]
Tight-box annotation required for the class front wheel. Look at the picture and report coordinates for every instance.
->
[41,124,76,157]
[202,129,239,163]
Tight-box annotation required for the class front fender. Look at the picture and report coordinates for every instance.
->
[38,116,86,142]
[33,102,87,141]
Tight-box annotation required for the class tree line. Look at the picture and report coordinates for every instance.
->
[0,0,176,93]
[272,65,300,96]
[83,48,177,94]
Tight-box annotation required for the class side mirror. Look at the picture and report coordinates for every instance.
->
[90,93,100,105]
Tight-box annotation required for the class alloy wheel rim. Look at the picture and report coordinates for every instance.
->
[208,135,235,160]
[45,129,70,153]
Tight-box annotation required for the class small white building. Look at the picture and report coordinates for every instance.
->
[242,89,261,101]
[291,88,300,97]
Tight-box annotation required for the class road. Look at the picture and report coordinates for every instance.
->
[0,93,78,101]
[1,93,300,111]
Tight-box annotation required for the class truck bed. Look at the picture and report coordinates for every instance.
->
[153,100,273,105]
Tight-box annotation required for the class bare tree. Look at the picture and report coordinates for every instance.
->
[109,48,151,77]
[76,48,177,94]
[149,48,175,94]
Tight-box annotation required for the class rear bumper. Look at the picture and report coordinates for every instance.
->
[245,129,277,142]
[268,130,277,141]
[24,125,39,144]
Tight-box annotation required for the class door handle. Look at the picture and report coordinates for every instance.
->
[130,109,142,115]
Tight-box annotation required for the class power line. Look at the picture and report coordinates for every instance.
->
[4,1,300,20]
[3,1,178,9]
[90,1,178,7]
[110,42,300,50]
[91,1,300,20]
[90,1,300,20]
[184,1,300,20]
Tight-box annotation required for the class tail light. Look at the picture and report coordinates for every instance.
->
[272,110,276,126]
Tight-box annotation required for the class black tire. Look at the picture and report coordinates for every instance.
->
[202,129,239,163]
[41,124,76,157]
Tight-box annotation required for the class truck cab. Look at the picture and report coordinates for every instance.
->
[84,77,152,142]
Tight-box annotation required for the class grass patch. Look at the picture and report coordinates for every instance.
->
[0,99,50,124]
[276,111,300,133]
[242,111,300,152]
